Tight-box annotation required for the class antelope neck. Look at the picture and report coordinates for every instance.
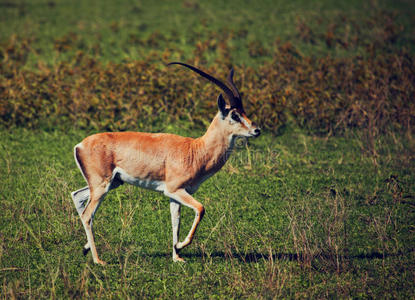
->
[193,114,235,167]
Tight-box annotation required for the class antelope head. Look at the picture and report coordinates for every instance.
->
[167,62,261,138]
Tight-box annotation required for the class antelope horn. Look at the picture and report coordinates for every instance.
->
[167,62,244,110]
[227,68,243,109]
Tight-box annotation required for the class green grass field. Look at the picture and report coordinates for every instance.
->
[1,0,415,298]
[1,128,414,298]
[1,0,413,66]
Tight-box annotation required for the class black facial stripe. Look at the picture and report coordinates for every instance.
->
[231,111,241,122]
[221,108,230,119]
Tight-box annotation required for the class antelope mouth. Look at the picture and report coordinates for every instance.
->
[250,128,261,137]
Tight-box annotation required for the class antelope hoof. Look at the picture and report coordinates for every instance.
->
[176,238,190,250]
[83,247,90,256]
[173,254,186,263]
[96,259,107,266]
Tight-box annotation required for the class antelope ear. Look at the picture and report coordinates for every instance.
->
[217,94,228,118]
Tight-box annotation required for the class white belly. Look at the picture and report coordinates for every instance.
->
[112,167,166,192]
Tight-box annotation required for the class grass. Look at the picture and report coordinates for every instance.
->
[1,0,415,298]
[1,0,413,68]
[0,126,414,298]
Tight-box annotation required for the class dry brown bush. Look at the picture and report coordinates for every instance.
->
[1,23,414,134]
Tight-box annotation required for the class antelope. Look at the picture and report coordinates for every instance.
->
[71,62,261,265]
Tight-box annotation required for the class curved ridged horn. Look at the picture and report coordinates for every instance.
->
[167,62,243,110]
[227,68,242,109]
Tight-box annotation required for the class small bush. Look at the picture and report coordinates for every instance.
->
[0,11,414,134]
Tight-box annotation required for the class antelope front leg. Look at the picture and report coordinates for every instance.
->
[165,189,205,262]
[169,199,183,262]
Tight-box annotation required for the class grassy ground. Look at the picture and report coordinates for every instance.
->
[0,127,414,298]
[1,0,415,298]
[1,0,414,67]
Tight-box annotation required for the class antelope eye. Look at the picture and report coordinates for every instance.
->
[231,112,240,122]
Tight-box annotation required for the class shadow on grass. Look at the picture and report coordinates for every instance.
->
[140,249,412,263]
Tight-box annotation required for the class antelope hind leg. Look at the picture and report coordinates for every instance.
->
[71,186,92,254]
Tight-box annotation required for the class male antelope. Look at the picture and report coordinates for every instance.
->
[71,62,261,265]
